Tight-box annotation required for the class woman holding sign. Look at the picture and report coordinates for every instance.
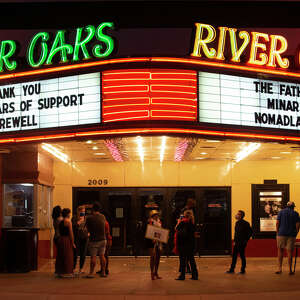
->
[145,210,162,280]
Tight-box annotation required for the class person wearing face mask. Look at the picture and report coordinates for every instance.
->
[226,210,253,274]
[72,206,89,275]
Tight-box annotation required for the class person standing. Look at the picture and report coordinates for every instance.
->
[85,202,107,278]
[175,210,198,281]
[145,210,162,280]
[52,206,63,275]
[276,201,300,275]
[72,206,89,275]
[97,219,112,275]
[226,210,252,274]
[52,206,63,246]
[55,208,75,278]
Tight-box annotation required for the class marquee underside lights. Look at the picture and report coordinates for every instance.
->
[235,142,261,163]
[1,127,300,145]
[41,143,69,163]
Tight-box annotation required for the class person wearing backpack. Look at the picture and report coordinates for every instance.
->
[72,205,89,275]
[175,210,198,281]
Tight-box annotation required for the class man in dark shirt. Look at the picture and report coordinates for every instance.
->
[85,202,107,278]
[276,201,300,275]
[226,210,252,274]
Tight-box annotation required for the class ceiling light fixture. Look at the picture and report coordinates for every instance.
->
[104,140,123,162]
[200,152,207,155]
[94,152,105,156]
[271,156,281,159]
[160,136,167,163]
[206,139,221,143]
[235,143,261,163]
[136,136,144,162]
[280,152,291,154]
[92,146,98,150]
[41,143,69,163]
[86,140,93,144]
[174,139,189,162]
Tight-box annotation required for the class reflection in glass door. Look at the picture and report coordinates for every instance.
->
[137,189,165,256]
[199,188,231,255]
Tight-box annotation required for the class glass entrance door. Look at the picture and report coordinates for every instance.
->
[72,186,231,256]
[198,188,231,255]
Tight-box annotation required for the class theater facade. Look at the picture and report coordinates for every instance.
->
[1,17,300,266]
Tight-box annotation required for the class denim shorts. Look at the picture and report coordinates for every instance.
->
[88,240,107,256]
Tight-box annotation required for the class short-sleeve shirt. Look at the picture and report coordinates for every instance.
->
[86,213,106,242]
[277,207,300,237]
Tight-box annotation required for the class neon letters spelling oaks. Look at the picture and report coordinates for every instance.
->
[0,22,114,73]
[191,23,290,69]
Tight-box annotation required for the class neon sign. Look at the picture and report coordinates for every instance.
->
[191,23,290,69]
[0,22,114,73]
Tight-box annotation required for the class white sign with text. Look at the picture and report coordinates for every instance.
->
[198,71,300,131]
[0,72,101,132]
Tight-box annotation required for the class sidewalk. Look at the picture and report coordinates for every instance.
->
[0,257,299,300]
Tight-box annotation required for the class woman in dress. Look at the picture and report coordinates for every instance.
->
[146,210,162,280]
[52,206,62,246]
[52,205,62,275]
[56,208,75,278]
[72,205,89,274]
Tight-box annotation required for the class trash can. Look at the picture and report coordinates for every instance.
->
[2,228,39,273]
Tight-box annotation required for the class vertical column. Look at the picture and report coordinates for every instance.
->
[0,154,3,237]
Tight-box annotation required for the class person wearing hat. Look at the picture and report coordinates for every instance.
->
[276,201,300,275]
[145,210,162,280]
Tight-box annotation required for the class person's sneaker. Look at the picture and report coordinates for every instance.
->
[96,270,102,274]
[238,270,245,274]
[105,269,109,275]
[190,277,198,280]
[226,270,234,274]
[99,273,107,278]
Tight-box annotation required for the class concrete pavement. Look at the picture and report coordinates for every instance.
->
[0,257,299,300]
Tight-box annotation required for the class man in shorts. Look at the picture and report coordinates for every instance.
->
[85,202,107,278]
[276,201,300,275]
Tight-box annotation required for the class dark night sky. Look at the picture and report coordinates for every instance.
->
[0,1,300,63]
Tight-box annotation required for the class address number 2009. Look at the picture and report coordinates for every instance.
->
[88,179,108,186]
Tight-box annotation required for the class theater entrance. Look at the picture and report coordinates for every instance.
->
[73,186,231,256]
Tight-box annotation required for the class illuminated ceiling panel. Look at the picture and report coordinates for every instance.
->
[12,137,299,163]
